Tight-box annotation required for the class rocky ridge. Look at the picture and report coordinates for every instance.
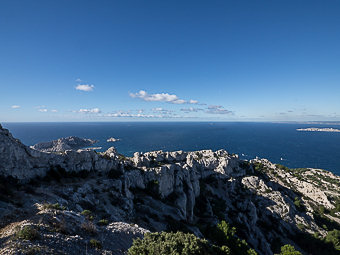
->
[0,124,339,255]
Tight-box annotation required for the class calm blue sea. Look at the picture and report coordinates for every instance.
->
[2,122,340,176]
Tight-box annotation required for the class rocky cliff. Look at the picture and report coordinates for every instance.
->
[0,124,339,255]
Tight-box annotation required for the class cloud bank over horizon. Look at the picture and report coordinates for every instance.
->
[130,90,199,105]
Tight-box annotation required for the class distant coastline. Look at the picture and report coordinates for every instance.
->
[297,127,340,132]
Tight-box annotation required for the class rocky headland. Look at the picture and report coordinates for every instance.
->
[297,127,340,133]
[31,136,98,153]
[0,124,339,255]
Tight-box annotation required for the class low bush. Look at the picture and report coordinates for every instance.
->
[42,203,66,210]
[89,239,102,249]
[81,209,94,220]
[207,221,257,255]
[325,229,340,251]
[293,231,339,255]
[97,219,109,226]
[16,225,40,241]
[293,197,305,212]
[278,244,302,255]
[276,164,290,171]
[128,231,229,255]
[81,209,92,216]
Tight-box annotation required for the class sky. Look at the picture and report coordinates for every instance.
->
[1,0,340,122]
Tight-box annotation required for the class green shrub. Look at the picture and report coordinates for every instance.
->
[128,231,228,255]
[208,221,257,255]
[293,231,339,255]
[89,239,102,249]
[247,248,258,255]
[276,164,290,171]
[293,197,305,212]
[118,154,127,161]
[293,197,301,207]
[278,244,302,255]
[330,202,340,217]
[325,229,340,251]
[297,223,305,231]
[81,209,94,220]
[319,205,326,214]
[81,209,92,216]
[213,220,236,245]
[98,219,109,226]
[16,225,40,241]
[220,246,231,254]
[42,203,66,210]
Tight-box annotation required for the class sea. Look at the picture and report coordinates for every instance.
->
[2,122,340,176]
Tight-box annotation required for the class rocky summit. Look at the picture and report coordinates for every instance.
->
[0,123,339,255]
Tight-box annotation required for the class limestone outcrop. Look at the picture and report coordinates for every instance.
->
[0,124,339,255]
[0,125,118,181]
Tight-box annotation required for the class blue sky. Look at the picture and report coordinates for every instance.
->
[1,0,340,122]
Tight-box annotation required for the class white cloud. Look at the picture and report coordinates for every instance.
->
[152,107,174,116]
[75,78,82,83]
[38,109,48,112]
[11,105,20,109]
[51,109,58,113]
[130,90,198,104]
[206,105,232,115]
[104,109,182,118]
[105,111,160,118]
[78,108,101,114]
[76,84,94,92]
[153,107,164,111]
[181,107,204,113]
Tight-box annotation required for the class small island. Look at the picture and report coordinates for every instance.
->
[31,136,98,152]
[107,137,120,142]
[297,127,340,132]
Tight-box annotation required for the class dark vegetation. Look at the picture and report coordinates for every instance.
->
[89,238,102,249]
[278,244,302,255]
[97,219,109,226]
[128,231,228,255]
[42,203,66,211]
[128,224,304,255]
[15,226,40,241]
[292,230,339,255]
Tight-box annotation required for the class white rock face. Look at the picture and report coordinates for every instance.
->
[0,125,118,181]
